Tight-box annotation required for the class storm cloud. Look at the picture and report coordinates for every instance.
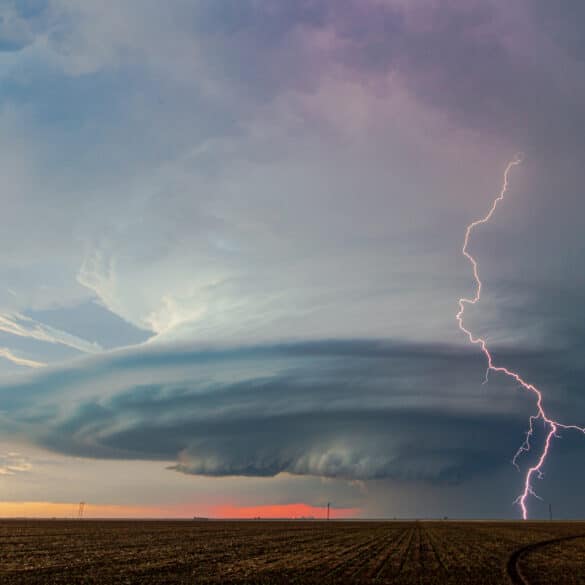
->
[1,1,585,518]
[1,339,578,484]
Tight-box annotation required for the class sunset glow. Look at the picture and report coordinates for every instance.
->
[0,502,165,519]
[211,503,360,520]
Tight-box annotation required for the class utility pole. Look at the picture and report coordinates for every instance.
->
[327,502,330,521]
[549,503,552,522]
[78,501,85,519]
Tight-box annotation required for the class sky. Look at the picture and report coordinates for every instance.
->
[1,0,585,520]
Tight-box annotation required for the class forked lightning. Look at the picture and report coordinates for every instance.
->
[456,155,585,519]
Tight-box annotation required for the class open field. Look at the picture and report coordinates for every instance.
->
[0,520,584,584]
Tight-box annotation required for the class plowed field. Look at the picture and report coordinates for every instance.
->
[0,520,583,584]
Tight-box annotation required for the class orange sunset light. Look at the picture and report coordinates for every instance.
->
[0,502,168,519]
[0,501,360,520]
[212,503,360,519]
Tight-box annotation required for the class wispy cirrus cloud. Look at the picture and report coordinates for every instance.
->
[0,347,45,368]
[0,313,101,354]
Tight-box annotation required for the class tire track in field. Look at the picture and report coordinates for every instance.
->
[507,533,585,585]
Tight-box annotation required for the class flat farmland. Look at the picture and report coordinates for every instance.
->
[0,520,584,584]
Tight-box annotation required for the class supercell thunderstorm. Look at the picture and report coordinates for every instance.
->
[456,155,585,519]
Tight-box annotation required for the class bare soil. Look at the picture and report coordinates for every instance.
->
[0,519,583,584]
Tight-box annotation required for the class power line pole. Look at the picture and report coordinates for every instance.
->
[549,503,552,522]
[78,501,85,519]
[327,502,330,521]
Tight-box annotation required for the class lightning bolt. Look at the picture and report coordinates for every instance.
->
[456,155,585,519]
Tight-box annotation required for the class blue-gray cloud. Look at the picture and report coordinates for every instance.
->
[0,0,47,53]
[2,339,580,483]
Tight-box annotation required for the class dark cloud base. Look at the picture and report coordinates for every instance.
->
[1,339,574,484]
